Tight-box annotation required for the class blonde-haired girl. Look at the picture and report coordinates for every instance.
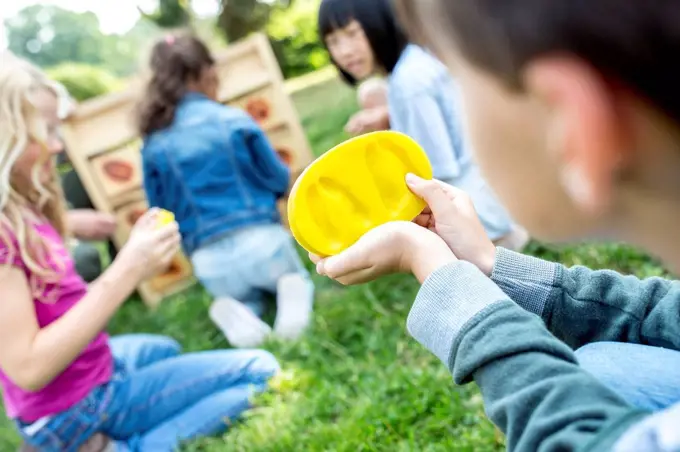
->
[0,55,279,451]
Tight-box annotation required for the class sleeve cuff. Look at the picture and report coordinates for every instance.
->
[491,247,560,317]
[407,260,510,367]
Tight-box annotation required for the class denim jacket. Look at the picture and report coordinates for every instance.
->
[141,93,290,256]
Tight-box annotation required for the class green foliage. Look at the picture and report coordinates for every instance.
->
[216,0,295,42]
[5,5,103,69]
[138,0,312,79]
[0,76,669,451]
[4,4,161,77]
[268,0,329,78]
[46,64,122,102]
[140,0,192,28]
[5,0,328,82]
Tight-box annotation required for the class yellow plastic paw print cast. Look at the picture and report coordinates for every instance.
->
[288,131,433,257]
[157,209,175,227]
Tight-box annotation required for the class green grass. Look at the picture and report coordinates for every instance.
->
[0,77,670,451]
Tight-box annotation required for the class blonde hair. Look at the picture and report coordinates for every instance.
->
[0,53,68,302]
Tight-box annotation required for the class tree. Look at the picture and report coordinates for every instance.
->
[141,0,318,78]
[47,63,122,102]
[267,0,326,78]
[218,0,296,42]
[141,0,295,43]
[5,5,106,69]
[4,5,157,76]
[138,0,192,29]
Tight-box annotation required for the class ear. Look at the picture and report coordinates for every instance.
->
[524,55,630,213]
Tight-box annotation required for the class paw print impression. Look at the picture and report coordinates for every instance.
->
[245,98,271,123]
[287,131,433,257]
[276,147,293,167]
[103,159,134,183]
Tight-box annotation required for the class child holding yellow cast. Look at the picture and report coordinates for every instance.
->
[312,1,680,451]
[0,55,279,452]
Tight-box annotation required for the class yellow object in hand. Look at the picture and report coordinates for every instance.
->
[157,209,175,227]
[287,131,433,257]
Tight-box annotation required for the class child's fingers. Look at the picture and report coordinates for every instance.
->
[316,256,378,285]
[150,222,180,244]
[319,246,372,280]
[136,208,161,229]
[335,268,380,286]
[406,174,454,212]
[413,213,431,228]
[345,117,360,133]
[159,229,181,252]
[407,174,474,215]
[154,233,181,268]
[159,242,179,266]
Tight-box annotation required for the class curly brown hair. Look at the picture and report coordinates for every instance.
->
[137,34,215,136]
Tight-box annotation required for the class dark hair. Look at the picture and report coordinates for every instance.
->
[318,0,408,85]
[137,34,215,136]
[394,0,680,124]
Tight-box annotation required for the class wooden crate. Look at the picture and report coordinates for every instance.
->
[60,33,314,307]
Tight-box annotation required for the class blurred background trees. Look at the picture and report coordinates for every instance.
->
[3,0,328,101]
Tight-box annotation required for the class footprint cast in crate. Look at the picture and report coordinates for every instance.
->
[276,147,293,167]
[245,98,271,124]
[103,159,135,183]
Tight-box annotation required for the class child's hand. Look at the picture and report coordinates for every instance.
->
[407,174,497,276]
[67,209,117,241]
[117,208,181,282]
[344,106,390,136]
[310,221,456,285]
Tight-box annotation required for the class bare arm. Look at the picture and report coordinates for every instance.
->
[66,209,117,241]
[345,105,391,136]
[0,257,138,391]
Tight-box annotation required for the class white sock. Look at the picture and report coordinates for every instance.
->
[273,274,314,341]
[209,298,272,348]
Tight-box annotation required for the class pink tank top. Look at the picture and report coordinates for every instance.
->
[0,221,112,422]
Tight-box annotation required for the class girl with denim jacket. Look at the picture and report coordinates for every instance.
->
[311,0,680,451]
[138,35,314,348]
[0,54,279,452]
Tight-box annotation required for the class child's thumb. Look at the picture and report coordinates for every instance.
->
[406,174,448,208]
[405,173,428,194]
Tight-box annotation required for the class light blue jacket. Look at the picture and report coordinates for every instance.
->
[387,45,514,240]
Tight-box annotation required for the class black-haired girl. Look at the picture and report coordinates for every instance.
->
[313,0,680,450]
[318,0,527,249]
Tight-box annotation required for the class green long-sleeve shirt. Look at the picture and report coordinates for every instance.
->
[407,248,680,451]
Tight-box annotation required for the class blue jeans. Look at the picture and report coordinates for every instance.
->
[576,342,680,411]
[191,223,312,317]
[17,334,279,451]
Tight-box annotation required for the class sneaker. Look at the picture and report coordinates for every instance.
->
[209,298,272,348]
[273,274,314,341]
